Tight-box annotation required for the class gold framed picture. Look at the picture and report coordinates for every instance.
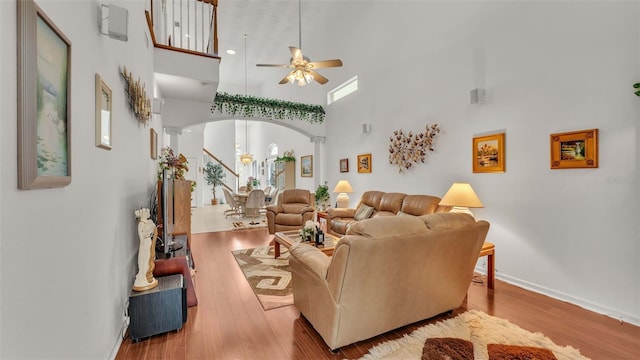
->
[550,129,598,169]
[95,74,112,150]
[301,155,313,177]
[473,133,505,173]
[150,129,158,160]
[357,153,372,173]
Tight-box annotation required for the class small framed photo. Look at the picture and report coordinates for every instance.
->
[340,158,349,173]
[301,155,313,177]
[150,128,158,160]
[17,0,72,189]
[550,128,598,169]
[95,74,112,150]
[357,153,372,173]
[473,133,505,173]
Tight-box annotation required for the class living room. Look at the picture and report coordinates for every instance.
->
[0,0,638,359]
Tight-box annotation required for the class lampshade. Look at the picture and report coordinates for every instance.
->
[332,180,354,194]
[439,183,484,208]
[439,183,483,218]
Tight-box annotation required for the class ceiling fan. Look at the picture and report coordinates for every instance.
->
[256,0,343,86]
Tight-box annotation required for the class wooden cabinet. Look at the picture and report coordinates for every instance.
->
[275,161,295,190]
[157,179,192,249]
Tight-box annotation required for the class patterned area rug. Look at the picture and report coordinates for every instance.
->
[231,246,293,310]
[227,216,268,231]
[361,310,589,360]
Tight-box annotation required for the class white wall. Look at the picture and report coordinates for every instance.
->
[322,1,640,324]
[1,0,160,358]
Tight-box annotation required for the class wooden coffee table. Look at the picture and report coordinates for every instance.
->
[273,230,340,258]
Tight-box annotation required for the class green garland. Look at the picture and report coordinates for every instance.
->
[211,92,325,123]
[634,83,640,97]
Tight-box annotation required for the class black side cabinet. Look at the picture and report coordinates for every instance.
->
[128,274,187,342]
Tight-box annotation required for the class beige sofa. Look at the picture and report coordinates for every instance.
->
[326,191,451,235]
[289,213,490,350]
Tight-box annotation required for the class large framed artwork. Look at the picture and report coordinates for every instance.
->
[357,153,372,173]
[550,129,598,169]
[472,133,505,173]
[18,0,72,189]
[95,74,112,150]
[301,155,313,177]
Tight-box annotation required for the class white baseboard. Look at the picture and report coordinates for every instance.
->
[474,266,640,326]
[109,335,123,360]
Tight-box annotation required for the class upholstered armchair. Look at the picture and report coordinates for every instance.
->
[266,189,315,234]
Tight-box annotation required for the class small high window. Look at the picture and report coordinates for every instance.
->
[328,76,358,104]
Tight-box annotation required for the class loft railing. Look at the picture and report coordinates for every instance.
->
[203,148,239,193]
[147,0,219,58]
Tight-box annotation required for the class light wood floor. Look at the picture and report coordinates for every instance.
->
[116,228,640,359]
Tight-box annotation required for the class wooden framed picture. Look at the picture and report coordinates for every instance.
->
[95,74,112,150]
[18,0,72,189]
[550,129,598,169]
[150,129,158,160]
[357,153,372,173]
[473,133,505,173]
[340,158,349,173]
[301,155,313,177]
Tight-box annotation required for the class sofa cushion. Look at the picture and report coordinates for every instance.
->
[359,191,385,210]
[400,194,441,216]
[419,212,475,230]
[354,204,375,221]
[378,192,406,214]
[275,213,304,226]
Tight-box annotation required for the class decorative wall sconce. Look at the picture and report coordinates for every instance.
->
[120,66,151,124]
[388,123,440,173]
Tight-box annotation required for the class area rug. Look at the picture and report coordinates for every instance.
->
[231,246,293,310]
[227,215,268,231]
[361,310,589,360]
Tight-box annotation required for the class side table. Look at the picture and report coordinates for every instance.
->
[478,242,495,289]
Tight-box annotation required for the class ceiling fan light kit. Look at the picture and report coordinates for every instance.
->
[256,0,343,86]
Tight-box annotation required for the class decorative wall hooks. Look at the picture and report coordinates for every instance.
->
[388,124,440,173]
[120,66,151,124]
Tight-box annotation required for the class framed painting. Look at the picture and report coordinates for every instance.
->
[357,153,372,173]
[150,129,158,159]
[473,133,505,173]
[301,155,313,177]
[95,74,112,150]
[550,129,598,169]
[18,0,72,189]
[340,158,349,173]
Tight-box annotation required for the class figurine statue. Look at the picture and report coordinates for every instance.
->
[132,208,158,291]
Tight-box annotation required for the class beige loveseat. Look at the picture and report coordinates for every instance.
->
[326,191,451,235]
[289,213,490,350]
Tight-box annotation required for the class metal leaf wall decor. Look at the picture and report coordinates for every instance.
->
[388,124,440,173]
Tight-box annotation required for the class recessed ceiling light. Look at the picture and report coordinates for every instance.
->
[226,49,236,55]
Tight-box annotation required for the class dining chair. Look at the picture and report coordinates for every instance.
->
[262,186,272,206]
[223,188,243,218]
[238,185,247,192]
[245,189,266,218]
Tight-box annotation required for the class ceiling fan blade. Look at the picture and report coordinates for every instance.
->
[278,74,291,84]
[289,47,304,63]
[308,70,329,84]
[307,59,343,69]
[256,63,293,68]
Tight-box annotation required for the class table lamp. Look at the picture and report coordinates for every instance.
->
[439,182,484,218]
[332,180,354,208]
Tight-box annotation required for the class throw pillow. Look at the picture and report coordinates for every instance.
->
[354,204,374,221]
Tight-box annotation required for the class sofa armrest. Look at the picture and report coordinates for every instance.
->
[290,243,331,280]
[301,206,315,214]
[266,204,282,214]
[327,207,356,219]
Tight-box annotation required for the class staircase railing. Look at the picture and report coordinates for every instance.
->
[147,0,220,59]
[203,148,239,193]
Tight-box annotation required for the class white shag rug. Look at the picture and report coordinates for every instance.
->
[360,310,589,360]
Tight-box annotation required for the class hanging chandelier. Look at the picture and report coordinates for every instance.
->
[239,34,253,165]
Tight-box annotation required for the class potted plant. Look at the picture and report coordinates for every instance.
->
[204,162,225,205]
[315,181,330,210]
